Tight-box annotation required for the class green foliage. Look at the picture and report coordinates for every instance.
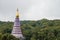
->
[0,19,60,40]
[0,33,19,40]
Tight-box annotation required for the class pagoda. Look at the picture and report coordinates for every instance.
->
[11,8,24,40]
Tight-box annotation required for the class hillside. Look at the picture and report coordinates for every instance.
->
[0,19,60,40]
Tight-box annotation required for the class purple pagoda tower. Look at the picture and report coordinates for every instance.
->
[11,8,24,39]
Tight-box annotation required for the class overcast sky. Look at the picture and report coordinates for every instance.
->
[0,0,60,21]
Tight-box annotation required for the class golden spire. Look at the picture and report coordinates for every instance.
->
[16,8,19,18]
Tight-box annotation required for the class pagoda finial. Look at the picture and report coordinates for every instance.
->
[17,8,18,11]
[16,8,19,18]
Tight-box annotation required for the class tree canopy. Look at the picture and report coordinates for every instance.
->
[0,19,60,40]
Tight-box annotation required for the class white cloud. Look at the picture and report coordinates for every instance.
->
[0,0,60,21]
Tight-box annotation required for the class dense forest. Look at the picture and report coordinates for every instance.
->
[0,19,60,40]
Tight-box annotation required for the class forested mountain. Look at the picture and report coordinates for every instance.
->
[0,19,60,40]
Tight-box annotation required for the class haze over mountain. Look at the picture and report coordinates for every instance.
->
[0,0,60,21]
